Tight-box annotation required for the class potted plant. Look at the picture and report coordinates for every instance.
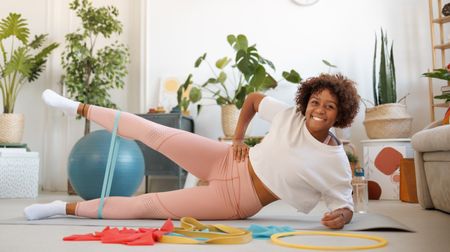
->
[362,29,412,139]
[423,66,450,124]
[178,34,301,137]
[346,151,359,177]
[422,65,450,103]
[0,13,59,143]
[61,0,130,136]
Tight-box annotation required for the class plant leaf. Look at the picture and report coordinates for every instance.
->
[194,53,207,67]
[282,69,302,84]
[389,42,396,102]
[202,77,219,87]
[227,34,236,47]
[0,13,29,44]
[248,65,266,89]
[235,34,248,51]
[28,34,46,49]
[28,42,59,82]
[4,47,32,77]
[182,74,193,89]
[261,74,278,89]
[260,56,275,71]
[234,86,247,109]
[189,86,202,103]
[423,69,450,80]
[236,47,259,78]
[434,93,450,102]
[216,96,229,105]
[215,57,230,69]
[372,33,378,106]
[322,59,337,68]
[217,71,227,84]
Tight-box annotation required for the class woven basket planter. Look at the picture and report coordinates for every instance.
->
[221,104,240,138]
[363,103,412,139]
[0,113,25,143]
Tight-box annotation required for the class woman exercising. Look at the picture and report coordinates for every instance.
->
[24,73,360,229]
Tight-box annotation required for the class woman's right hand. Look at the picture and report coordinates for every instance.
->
[232,139,249,162]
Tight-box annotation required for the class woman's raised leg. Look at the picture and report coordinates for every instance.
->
[41,89,231,180]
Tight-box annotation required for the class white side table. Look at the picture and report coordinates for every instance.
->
[0,152,39,198]
[361,139,414,200]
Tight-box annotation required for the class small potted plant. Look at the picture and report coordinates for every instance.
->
[0,13,59,143]
[362,28,412,139]
[346,151,359,176]
[422,64,450,103]
[177,34,301,137]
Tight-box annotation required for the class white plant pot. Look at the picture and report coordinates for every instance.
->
[0,113,25,143]
[363,103,412,139]
[221,104,240,138]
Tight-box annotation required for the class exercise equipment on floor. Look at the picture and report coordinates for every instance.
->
[68,128,144,200]
[63,217,252,245]
[271,231,388,250]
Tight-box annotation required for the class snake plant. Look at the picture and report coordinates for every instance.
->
[0,13,58,113]
[373,29,396,106]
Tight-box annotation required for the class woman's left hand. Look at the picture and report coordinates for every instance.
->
[321,208,351,229]
[232,140,249,162]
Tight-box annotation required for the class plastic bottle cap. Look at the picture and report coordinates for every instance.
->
[354,168,365,177]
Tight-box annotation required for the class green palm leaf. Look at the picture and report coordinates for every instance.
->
[28,34,46,49]
[28,42,59,82]
[4,47,32,77]
[0,13,29,44]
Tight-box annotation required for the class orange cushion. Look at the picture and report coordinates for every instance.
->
[443,107,450,125]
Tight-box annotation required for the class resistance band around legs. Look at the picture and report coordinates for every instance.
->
[97,111,122,219]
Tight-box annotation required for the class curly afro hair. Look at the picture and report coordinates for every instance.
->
[295,73,360,128]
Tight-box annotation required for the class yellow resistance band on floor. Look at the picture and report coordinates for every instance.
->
[160,217,252,244]
[271,231,388,250]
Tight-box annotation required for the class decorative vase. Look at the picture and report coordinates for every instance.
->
[363,103,412,139]
[221,104,240,138]
[0,113,24,143]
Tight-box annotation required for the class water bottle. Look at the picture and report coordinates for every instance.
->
[352,167,368,213]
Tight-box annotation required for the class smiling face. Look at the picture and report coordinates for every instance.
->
[304,89,339,141]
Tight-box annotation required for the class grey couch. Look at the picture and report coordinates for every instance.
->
[411,121,450,213]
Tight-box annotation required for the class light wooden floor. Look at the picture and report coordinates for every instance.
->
[0,192,449,252]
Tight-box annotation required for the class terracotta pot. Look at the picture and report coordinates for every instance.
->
[0,113,25,143]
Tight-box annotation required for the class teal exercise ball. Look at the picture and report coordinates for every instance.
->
[68,130,145,200]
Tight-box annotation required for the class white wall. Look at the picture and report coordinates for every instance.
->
[147,0,435,159]
[0,0,438,191]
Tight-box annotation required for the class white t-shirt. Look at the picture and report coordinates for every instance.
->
[249,96,354,213]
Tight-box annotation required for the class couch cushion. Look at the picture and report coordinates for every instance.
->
[424,162,450,213]
[411,124,450,152]
[423,151,450,162]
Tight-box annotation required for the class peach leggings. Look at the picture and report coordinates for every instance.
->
[75,106,263,220]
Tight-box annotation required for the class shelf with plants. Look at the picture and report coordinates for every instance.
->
[426,0,450,121]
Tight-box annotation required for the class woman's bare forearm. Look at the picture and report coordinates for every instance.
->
[233,93,265,141]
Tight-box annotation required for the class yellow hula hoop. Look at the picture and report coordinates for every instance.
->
[271,231,388,250]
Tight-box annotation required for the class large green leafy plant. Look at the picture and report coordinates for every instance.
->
[0,13,58,113]
[61,0,130,135]
[177,34,301,113]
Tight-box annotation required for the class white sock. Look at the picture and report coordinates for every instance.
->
[42,89,80,116]
[24,200,67,220]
